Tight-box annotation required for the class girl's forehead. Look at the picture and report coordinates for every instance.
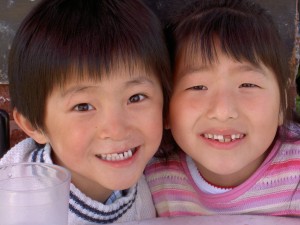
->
[174,47,277,81]
[176,35,263,69]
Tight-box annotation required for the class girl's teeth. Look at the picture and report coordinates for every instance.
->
[99,149,134,161]
[204,134,244,142]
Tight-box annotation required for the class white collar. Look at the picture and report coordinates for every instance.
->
[186,155,232,194]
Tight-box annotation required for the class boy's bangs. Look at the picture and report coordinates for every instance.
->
[43,28,156,88]
[65,56,151,85]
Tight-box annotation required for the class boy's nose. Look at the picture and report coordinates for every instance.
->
[97,108,130,140]
[206,90,238,121]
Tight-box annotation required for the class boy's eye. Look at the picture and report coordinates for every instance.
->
[240,83,259,88]
[187,85,207,90]
[128,94,146,103]
[73,103,94,111]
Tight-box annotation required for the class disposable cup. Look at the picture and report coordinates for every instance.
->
[0,162,71,225]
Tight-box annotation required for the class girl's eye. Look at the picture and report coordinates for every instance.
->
[73,103,94,111]
[128,94,146,103]
[187,85,208,90]
[240,83,259,88]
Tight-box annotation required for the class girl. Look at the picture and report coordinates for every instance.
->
[145,0,300,217]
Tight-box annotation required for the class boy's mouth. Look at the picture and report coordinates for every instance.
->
[202,133,245,143]
[97,147,138,161]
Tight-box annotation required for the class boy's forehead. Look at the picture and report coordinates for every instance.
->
[57,64,156,87]
[68,60,152,78]
[49,60,160,95]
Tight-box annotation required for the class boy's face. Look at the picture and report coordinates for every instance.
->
[169,45,282,187]
[40,67,163,201]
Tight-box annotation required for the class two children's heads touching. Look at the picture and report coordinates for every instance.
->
[8,0,295,196]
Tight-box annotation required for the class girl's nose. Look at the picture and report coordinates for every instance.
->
[206,89,238,121]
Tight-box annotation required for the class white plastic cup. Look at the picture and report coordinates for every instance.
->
[0,162,71,225]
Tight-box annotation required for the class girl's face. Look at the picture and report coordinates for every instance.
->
[40,66,164,202]
[169,45,282,187]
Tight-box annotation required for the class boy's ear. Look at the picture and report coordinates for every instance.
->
[13,109,48,144]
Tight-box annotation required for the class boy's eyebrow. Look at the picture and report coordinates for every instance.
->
[60,85,97,97]
[124,76,155,87]
[60,76,155,97]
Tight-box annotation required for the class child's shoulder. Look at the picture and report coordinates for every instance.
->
[0,138,37,165]
[271,136,300,167]
[145,152,187,178]
[280,139,300,156]
[274,125,300,157]
[147,152,182,168]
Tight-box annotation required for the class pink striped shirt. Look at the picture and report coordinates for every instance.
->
[145,139,300,217]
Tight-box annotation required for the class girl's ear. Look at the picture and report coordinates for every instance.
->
[278,109,284,126]
[278,90,288,126]
[13,109,48,144]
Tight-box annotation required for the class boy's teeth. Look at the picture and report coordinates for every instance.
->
[99,149,134,161]
[204,134,244,142]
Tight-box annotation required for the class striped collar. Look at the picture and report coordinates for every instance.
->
[31,145,137,223]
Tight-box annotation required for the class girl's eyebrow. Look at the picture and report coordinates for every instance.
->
[231,63,267,77]
[177,62,267,79]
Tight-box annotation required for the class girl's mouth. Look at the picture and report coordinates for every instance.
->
[202,133,245,143]
[96,147,138,161]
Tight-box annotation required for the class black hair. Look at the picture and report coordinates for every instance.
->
[166,0,298,141]
[152,0,300,159]
[9,0,171,130]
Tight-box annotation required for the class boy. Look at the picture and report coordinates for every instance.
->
[2,0,171,224]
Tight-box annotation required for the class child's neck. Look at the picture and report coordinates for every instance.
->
[71,173,114,203]
[197,166,242,188]
[52,154,113,202]
[195,151,268,188]
[198,171,238,189]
